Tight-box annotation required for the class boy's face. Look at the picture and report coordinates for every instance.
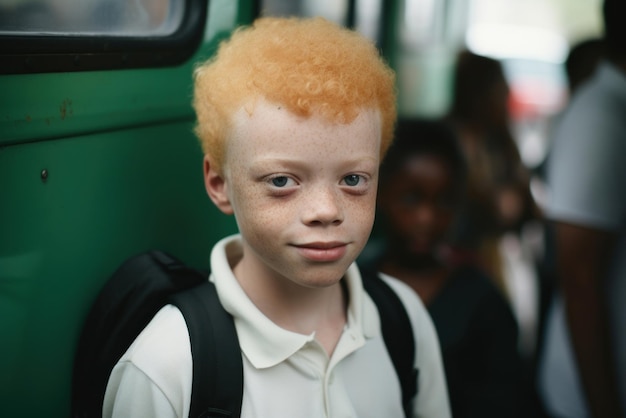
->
[206,99,381,289]
[378,154,456,263]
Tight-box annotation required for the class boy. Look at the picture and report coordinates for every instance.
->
[104,17,450,417]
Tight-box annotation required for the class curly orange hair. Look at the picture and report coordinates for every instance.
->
[193,17,397,173]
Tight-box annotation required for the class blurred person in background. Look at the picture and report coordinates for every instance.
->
[445,50,540,300]
[533,35,606,374]
[537,36,606,183]
[565,38,606,94]
[366,118,526,418]
[538,0,626,416]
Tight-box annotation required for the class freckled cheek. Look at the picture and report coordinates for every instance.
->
[231,186,292,230]
[348,196,377,231]
[249,206,291,231]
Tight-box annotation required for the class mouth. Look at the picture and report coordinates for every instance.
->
[293,241,348,262]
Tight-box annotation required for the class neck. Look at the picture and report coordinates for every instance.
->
[232,258,348,356]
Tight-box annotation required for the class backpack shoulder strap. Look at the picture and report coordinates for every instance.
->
[360,267,419,418]
[170,280,243,418]
[72,250,207,418]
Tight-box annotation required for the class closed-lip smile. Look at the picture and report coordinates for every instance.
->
[294,241,348,262]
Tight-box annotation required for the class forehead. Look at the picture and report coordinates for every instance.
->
[226,99,382,159]
[388,153,453,181]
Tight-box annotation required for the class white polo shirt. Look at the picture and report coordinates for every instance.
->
[103,235,450,417]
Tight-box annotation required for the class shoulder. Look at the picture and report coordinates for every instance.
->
[555,68,625,148]
[377,273,452,417]
[104,305,192,417]
[430,266,518,345]
[567,63,626,116]
[553,64,626,151]
[375,272,443,365]
[377,272,431,329]
[548,65,626,227]
[452,266,515,315]
[120,305,191,370]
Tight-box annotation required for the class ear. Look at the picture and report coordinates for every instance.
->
[203,156,234,215]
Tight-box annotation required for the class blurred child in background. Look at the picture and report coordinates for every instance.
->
[368,118,526,418]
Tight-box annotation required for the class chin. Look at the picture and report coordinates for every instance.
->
[296,264,351,288]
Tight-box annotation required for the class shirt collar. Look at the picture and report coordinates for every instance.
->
[210,234,380,369]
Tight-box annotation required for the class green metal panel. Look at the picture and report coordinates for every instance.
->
[0,123,238,416]
[0,68,198,146]
[0,0,257,416]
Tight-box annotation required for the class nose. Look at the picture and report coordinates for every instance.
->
[301,185,344,226]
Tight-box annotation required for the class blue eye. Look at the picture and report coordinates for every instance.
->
[271,176,289,187]
[343,174,361,186]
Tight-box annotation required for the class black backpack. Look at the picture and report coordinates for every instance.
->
[72,251,418,418]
